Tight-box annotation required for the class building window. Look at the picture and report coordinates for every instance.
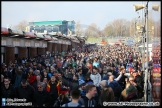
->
[41,25,45,33]
[35,25,40,33]
[30,26,34,32]
[46,25,52,33]
[53,26,59,32]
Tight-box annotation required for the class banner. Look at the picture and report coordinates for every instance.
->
[151,44,161,103]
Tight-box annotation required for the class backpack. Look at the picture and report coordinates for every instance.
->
[65,103,82,107]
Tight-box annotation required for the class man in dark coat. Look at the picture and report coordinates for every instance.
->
[33,82,50,107]
[1,77,16,98]
[62,74,79,91]
[132,71,144,98]
[16,79,35,103]
[46,76,59,107]
[70,74,79,90]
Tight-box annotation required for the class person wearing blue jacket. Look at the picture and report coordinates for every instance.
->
[109,75,123,102]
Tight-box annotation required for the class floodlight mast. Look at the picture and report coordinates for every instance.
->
[133,1,149,102]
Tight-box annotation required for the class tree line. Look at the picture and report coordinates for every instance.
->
[12,15,160,39]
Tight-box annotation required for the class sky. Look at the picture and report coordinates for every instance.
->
[2,1,161,30]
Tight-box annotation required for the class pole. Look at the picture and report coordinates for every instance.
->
[144,1,149,102]
[143,33,145,71]
[141,34,144,70]
[130,24,131,37]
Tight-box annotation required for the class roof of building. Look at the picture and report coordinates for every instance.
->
[29,21,63,26]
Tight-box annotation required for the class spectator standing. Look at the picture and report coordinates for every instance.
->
[1,77,16,98]
[16,79,35,103]
[33,82,50,107]
[99,80,115,106]
[62,89,82,107]
[78,84,97,107]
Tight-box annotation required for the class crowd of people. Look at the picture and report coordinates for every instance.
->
[1,43,156,107]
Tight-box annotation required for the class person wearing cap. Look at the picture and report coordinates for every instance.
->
[99,80,115,106]
[16,79,35,103]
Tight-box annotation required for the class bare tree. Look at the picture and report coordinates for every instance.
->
[85,23,100,38]
[13,20,29,31]
[103,19,130,37]
[75,20,83,36]
[103,22,114,37]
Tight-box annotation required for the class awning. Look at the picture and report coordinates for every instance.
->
[10,29,18,35]
[24,32,35,38]
[17,30,24,35]
[51,37,58,41]
[72,39,80,43]
[48,32,57,35]
[1,27,9,35]
[44,35,52,41]
[35,33,44,40]
[9,29,24,37]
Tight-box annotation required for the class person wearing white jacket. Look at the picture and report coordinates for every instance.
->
[90,67,101,87]
[90,66,101,105]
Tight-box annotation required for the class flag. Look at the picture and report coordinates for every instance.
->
[46,81,61,94]
[56,82,61,95]
[46,83,51,92]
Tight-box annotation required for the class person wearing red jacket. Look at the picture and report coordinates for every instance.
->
[27,68,36,86]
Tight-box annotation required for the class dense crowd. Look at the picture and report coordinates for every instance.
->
[1,43,157,107]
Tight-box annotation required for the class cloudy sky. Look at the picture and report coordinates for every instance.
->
[2,1,160,30]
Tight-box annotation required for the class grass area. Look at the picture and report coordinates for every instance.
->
[86,36,102,43]
[86,36,140,44]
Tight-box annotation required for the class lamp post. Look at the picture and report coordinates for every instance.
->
[133,1,149,102]
[145,2,149,102]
